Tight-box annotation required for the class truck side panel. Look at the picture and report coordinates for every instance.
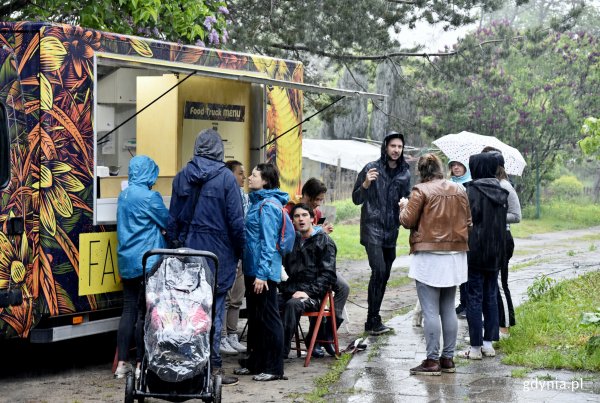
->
[0,22,303,340]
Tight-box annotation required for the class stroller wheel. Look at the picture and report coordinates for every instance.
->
[212,374,222,403]
[124,372,135,403]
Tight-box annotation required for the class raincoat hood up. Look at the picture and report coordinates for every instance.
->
[351,131,411,247]
[117,155,169,279]
[466,152,508,271]
[166,129,246,291]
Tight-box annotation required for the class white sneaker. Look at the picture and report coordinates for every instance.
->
[227,334,247,353]
[220,336,238,355]
[481,346,496,357]
[114,364,131,379]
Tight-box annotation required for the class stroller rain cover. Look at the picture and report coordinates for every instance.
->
[144,255,213,382]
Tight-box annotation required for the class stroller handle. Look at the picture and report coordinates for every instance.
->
[142,248,219,272]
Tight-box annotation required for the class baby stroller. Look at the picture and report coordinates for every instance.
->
[124,248,222,403]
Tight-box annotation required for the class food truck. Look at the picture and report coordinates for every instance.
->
[0,21,382,342]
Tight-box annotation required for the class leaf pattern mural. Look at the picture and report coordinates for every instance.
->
[0,21,303,339]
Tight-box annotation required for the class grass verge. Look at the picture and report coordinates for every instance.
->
[499,271,600,371]
[299,353,353,403]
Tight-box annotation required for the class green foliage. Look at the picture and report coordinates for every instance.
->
[580,309,600,326]
[511,368,531,378]
[330,199,360,223]
[3,0,230,46]
[548,176,584,200]
[579,117,600,158]
[526,274,557,301]
[500,271,600,371]
[518,201,600,232]
[330,224,410,261]
[416,20,600,204]
[229,0,507,59]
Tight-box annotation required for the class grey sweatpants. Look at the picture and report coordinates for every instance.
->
[415,280,458,360]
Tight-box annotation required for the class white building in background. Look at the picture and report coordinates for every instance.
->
[301,139,381,201]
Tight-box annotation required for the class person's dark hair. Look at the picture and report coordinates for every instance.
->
[291,202,314,218]
[255,163,280,189]
[417,153,444,182]
[301,178,327,200]
[225,160,243,172]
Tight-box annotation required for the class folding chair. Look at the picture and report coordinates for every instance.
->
[293,290,340,367]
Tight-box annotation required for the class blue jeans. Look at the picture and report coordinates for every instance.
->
[211,291,228,368]
[466,269,499,346]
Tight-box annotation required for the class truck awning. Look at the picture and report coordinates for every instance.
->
[96,52,385,101]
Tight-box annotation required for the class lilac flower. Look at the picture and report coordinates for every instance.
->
[195,39,206,48]
[204,16,217,30]
[222,29,229,44]
[208,29,219,45]
[218,6,229,15]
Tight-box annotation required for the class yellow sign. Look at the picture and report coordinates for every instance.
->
[79,232,122,295]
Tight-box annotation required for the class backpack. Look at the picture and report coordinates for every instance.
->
[260,199,296,256]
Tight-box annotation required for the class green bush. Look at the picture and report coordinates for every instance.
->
[548,175,584,200]
[330,198,361,223]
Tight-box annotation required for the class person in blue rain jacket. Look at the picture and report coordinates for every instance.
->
[115,155,169,379]
[235,162,288,382]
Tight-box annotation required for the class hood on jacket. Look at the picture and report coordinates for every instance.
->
[184,156,226,188]
[194,128,224,161]
[381,131,409,170]
[249,188,290,206]
[469,153,498,180]
[127,155,159,188]
[449,159,472,184]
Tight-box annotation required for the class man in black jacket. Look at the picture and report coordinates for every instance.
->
[458,152,508,360]
[280,203,337,358]
[352,132,411,335]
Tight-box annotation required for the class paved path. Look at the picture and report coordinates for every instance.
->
[333,227,600,402]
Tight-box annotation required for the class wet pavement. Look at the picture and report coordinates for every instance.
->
[332,229,600,402]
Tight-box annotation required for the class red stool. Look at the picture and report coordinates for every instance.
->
[294,290,340,367]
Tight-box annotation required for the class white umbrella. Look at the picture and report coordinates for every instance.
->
[433,131,527,176]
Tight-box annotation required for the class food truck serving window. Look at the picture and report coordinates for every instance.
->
[0,103,9,190]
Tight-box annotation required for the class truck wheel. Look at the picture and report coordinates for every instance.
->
[124,372,134,403]
[213,374,222,403]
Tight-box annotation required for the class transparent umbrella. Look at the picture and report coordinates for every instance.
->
[433,131,527,176]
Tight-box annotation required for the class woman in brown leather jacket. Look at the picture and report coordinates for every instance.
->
[399,153,472,376]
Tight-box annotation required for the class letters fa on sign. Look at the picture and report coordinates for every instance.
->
[79,232,122,295]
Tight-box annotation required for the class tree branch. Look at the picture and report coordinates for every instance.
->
[387,0,416,4]
[269,43,458,61]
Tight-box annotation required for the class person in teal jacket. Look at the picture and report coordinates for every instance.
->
[236,162,288,381]
[114,155,169,378]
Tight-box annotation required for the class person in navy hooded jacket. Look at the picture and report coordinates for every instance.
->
[167,129,245,385]
[116,155,169,379]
